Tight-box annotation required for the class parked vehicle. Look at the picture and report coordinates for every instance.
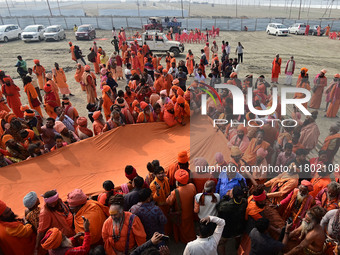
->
[143,17,182,33]
[288,23,306,34]
[266,23,289,36]
[0,24,22,42]
[75,25,96,40]
[128,32,184,56]
[308,25,325,36]
[21,25,45,42]
[44,25,66,41]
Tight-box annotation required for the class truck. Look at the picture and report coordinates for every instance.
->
[128,32,184,57]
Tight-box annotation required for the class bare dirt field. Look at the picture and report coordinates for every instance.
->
[0,29,339,156]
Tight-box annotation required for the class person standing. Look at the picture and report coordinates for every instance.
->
[186,50,194,77]
[326,74,340,118]
[284,56,295,86]
[52,62,73,98]
[211,41,218,62]
[271,54,281,84]
[235,42,244,63]
[111,36,120,54]
[204,43,210,65]
[23,76,43,117]
[82,65,97,104]
[15,55,27,78]
[68,42,76,62]
[1,76,23,118]
[32,59,45,90]
[310,69,327,109]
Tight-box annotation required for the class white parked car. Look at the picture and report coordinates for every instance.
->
[266,23,289,36]
[0,24,22,42]
[44,25,66,41]
[21,25,45,42]
[288,23,306,34]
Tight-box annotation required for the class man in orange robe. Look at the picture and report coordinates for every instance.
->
[242,129,270,166]
[53,62,73,97]
[167,151,190,190]
[137,101,154,123]
[43,83,58,119]
[321,125,340,162]
[153,71,164,93]
[0,200,36,255]
[35,190,75,254]
[67,189,109,245]
[137,50,144,70]
[0,89,10,113]
[92,111,105,136]
[174,95,190,125]
[131,51,141,75]
[294,69,311,108]
[102,194,146,255]
[102,85,114,121]
[33,59,46,90]
[74,63,85,91]
[46,73,60,107]
[271,54,281,83]
[124,86,136,113]
[162,69,173,96]
[82,65,97,104]
[326,74,340,118]
[69,42,76,62]
[310,69,327,109]
[1,76,23,118]
[315,182,340,212]
[23,76,43,117]
[166,169,196,243]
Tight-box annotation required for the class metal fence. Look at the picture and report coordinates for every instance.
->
[1,16,340,31]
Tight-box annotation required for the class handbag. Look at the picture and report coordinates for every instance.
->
[168,189,182,226]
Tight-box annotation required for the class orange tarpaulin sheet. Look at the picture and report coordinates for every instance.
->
[0,116,229,215]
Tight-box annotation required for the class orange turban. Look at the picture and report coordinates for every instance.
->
[33,59,40,65]
[132,100,139,109]
[2,134,14,145]
[76,117,87,127]
[0,200,7,215]
[301,67,308,73]
[131,70,137,76]
[140,101,148,110]
[178,151,188,164]
[67,189,87,207]
[230,72,237,78]
[334,74,340,78]
[2,77,11,84]
[44,84,52,93]
[301,180,314,192]
[24,111,35,118]
[84,65,91,71]
[321,69,327,74]
[20,105,30,112]
[230,146,242,157]
[41,228,63,250]
[177,95,185,104]
[237,125,247,135]
[102,85,111,93]
[93,111,101,120]
[162,69,168,74]
[175,169,189,185]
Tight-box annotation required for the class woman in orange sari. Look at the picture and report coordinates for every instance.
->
[186,50,194,76]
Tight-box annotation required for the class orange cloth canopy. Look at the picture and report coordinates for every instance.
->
[0,116,229,216]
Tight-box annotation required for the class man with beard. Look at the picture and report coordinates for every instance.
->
[309,151,331,198]
[163,101,177,127]
[1,74,23,118]
[320,207,340,254]
[40,118,60,151]
[310,69,328,109]
[321,125,340,162]
[280,181,315,230]
[67,189,109,245]
[0,200,35,254]
[2,134,29,161]
[41,218,91,254]
[285,206,326,255]
[92,111,105,136]
[299,113,321,152]
[227,125,250,153]
[55,106,75,132]
[315,181,340,211]
[102,194,146,255]
[137,101,154,123]
[35,190,75,254]
[174,95,190,126]
[285,149,311,179]
[82,65,97,104]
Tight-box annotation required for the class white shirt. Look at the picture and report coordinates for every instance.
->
[27,73,38,88]
[195,193,220,219]
[236,45,243,54]
[194,72,206,83]
[124,68,131,76]
[225,45,231,54]
[183,216,225,255]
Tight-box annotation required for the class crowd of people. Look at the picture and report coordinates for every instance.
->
[0,26,340,255]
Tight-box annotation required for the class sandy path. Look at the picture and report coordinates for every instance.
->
[0,30,339,156]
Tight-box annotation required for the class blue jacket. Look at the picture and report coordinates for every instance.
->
[216,172,246,197]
